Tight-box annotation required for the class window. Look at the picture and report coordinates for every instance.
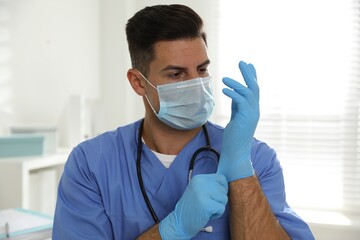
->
[213,0,360,217]
[0,1,12,129]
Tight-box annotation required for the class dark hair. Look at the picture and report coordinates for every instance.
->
[126,4,207,76]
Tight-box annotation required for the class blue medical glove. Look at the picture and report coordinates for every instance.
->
[217,61,260,182]
[159,174,228,240]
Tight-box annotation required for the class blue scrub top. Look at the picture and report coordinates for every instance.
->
[53,120,314,240]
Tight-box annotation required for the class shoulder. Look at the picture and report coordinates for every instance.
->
[251,138,282,179]
[251,138,277,159]
[79,120,141,153]
[65,120,142,171]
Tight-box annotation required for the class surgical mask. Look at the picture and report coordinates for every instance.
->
[139,72,215,130]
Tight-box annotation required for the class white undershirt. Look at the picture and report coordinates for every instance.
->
[151,150,177,168]
[142,138,176,168]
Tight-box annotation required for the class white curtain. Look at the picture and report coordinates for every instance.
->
[212,0,360,217]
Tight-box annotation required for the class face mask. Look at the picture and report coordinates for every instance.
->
[139,72,215,130]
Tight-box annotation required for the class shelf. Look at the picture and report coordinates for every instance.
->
[0,149,70,215]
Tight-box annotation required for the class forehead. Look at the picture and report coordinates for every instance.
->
[149,38,209,71]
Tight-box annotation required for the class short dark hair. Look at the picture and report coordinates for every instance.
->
[126,4,207,76]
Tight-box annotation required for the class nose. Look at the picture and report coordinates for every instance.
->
[187,70,200,80]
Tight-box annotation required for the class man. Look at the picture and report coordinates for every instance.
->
[53,4,314,239]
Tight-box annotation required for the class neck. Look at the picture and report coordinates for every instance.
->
[142,114,202,155]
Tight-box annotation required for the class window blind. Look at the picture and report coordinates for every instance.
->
[0,0,12,126]
[213,0,360,215]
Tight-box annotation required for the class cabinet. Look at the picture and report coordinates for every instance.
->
[0,149,70,215]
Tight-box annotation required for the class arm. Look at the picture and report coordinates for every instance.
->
[229,176,289,239]
[218,61,289,239]
[53,148,114,239]
[137,225,161,240]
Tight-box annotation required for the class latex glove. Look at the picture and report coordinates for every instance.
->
[217,61,260,182]
[159,174,228,240]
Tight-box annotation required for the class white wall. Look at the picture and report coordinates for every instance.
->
[1,0,221,144]
[310,222,360,240]
[94,0,142,134]
[1,0,100,146]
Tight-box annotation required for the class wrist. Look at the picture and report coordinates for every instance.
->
[229,159,254,182]
[219,154,254,182]
[159,212,192,240]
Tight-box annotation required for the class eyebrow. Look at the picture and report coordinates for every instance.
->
[160,59,211,72]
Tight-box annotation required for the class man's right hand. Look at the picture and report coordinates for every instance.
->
[159,174,228,240]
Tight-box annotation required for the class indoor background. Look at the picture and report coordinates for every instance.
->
[0,0,359,239]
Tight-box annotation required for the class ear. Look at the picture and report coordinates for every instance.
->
[127,68,146,96]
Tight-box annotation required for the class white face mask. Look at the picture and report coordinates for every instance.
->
[139,72,215,130]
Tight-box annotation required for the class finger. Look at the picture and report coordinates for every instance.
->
[222,77,255,100]
[248,63,257,80]
[239,61,259,100]
[202,174,228,201]
[214,174,229,190]
[208,200,227,219]
[239,61,256,84]
[222,88,247,106]
[222,77,253,100]
[222,77,247,92]
[205,174,228,194]
[222,82,259,122]
[209,188,228,205]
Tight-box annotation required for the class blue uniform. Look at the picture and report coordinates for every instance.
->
[53,120,314,239]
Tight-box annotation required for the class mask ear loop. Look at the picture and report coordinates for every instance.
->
[137,70,158,115]
[144,95,158,115]
[137,70,157,89]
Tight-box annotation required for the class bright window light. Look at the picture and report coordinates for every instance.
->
[214,0,359,215]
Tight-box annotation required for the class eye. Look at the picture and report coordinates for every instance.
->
[198,67,209,76]
[168,71,185,79]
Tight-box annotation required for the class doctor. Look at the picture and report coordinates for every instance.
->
[53,4,314,240]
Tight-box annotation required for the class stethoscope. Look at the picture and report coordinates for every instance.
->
[136,119,220,224]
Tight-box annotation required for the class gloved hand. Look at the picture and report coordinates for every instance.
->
[159,174,228,240]
[217,61,260,182]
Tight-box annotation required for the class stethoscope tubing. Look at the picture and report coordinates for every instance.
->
[136,120,160,223]
[136,119,220,224]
